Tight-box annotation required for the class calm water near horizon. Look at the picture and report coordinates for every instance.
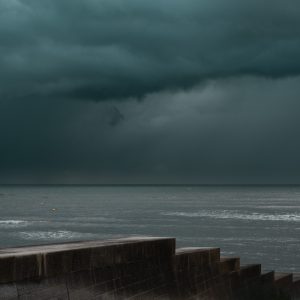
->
[0,185,299,272]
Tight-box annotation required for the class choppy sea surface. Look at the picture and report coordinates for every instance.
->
[0,185,299,272]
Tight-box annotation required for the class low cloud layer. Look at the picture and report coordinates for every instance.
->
[1,0,300,102]
[1,77,300,183]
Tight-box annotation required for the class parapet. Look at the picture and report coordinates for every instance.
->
[0,236,299,299]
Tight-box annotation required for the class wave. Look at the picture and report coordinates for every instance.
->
[16,230,96,240]
[0,220,30,227]
[259,205,300,209]
[161,210,300,222]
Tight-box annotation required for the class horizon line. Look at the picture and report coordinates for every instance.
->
[1,183,300,187]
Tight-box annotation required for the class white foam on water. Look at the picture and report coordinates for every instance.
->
[0,220,30,228]
[161,210,300,222]
[199,236,299,243]
[17,230,96,240]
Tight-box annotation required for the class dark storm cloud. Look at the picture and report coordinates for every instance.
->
[1,0,300,101]
[1,76,300,184]
[108,106,124,127]
[1,0,300,183]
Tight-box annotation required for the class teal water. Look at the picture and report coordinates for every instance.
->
[0,185,299,272]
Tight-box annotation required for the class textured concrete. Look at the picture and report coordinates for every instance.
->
[0,237,297,299]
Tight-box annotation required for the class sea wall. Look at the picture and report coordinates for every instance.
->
[0,237,299,300]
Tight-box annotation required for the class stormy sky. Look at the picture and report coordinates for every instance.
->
[1,0,300,184]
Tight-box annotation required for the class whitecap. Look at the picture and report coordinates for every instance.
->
[0,220,29,228]
[161,211,300,222]
[17,231,96,240]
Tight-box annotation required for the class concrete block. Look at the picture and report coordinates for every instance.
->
[43,251,73,278]
[66,269,95,291]
[292,273,300,300]
[239,264,261,281]
[0,256,15,284]
[175,248,220,271]
[14,254,43,282]
[0,283,18,300]
[93,279,116,296]
[91,238,175,269]
[16,276,66,296]
[17,277,69,300]
[260,271,275,284]
[219,257,240,273]
[275,272,293,289]
[68,287,95,300]
[0,237,297,300]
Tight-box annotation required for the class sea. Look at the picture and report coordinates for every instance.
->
[0,185,299,272]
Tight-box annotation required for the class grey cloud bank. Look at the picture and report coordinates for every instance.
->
[1,0,300,101]
[1,77,300,183]
[0,0,300,183]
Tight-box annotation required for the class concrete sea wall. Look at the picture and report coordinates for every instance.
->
[0,237,299,299]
